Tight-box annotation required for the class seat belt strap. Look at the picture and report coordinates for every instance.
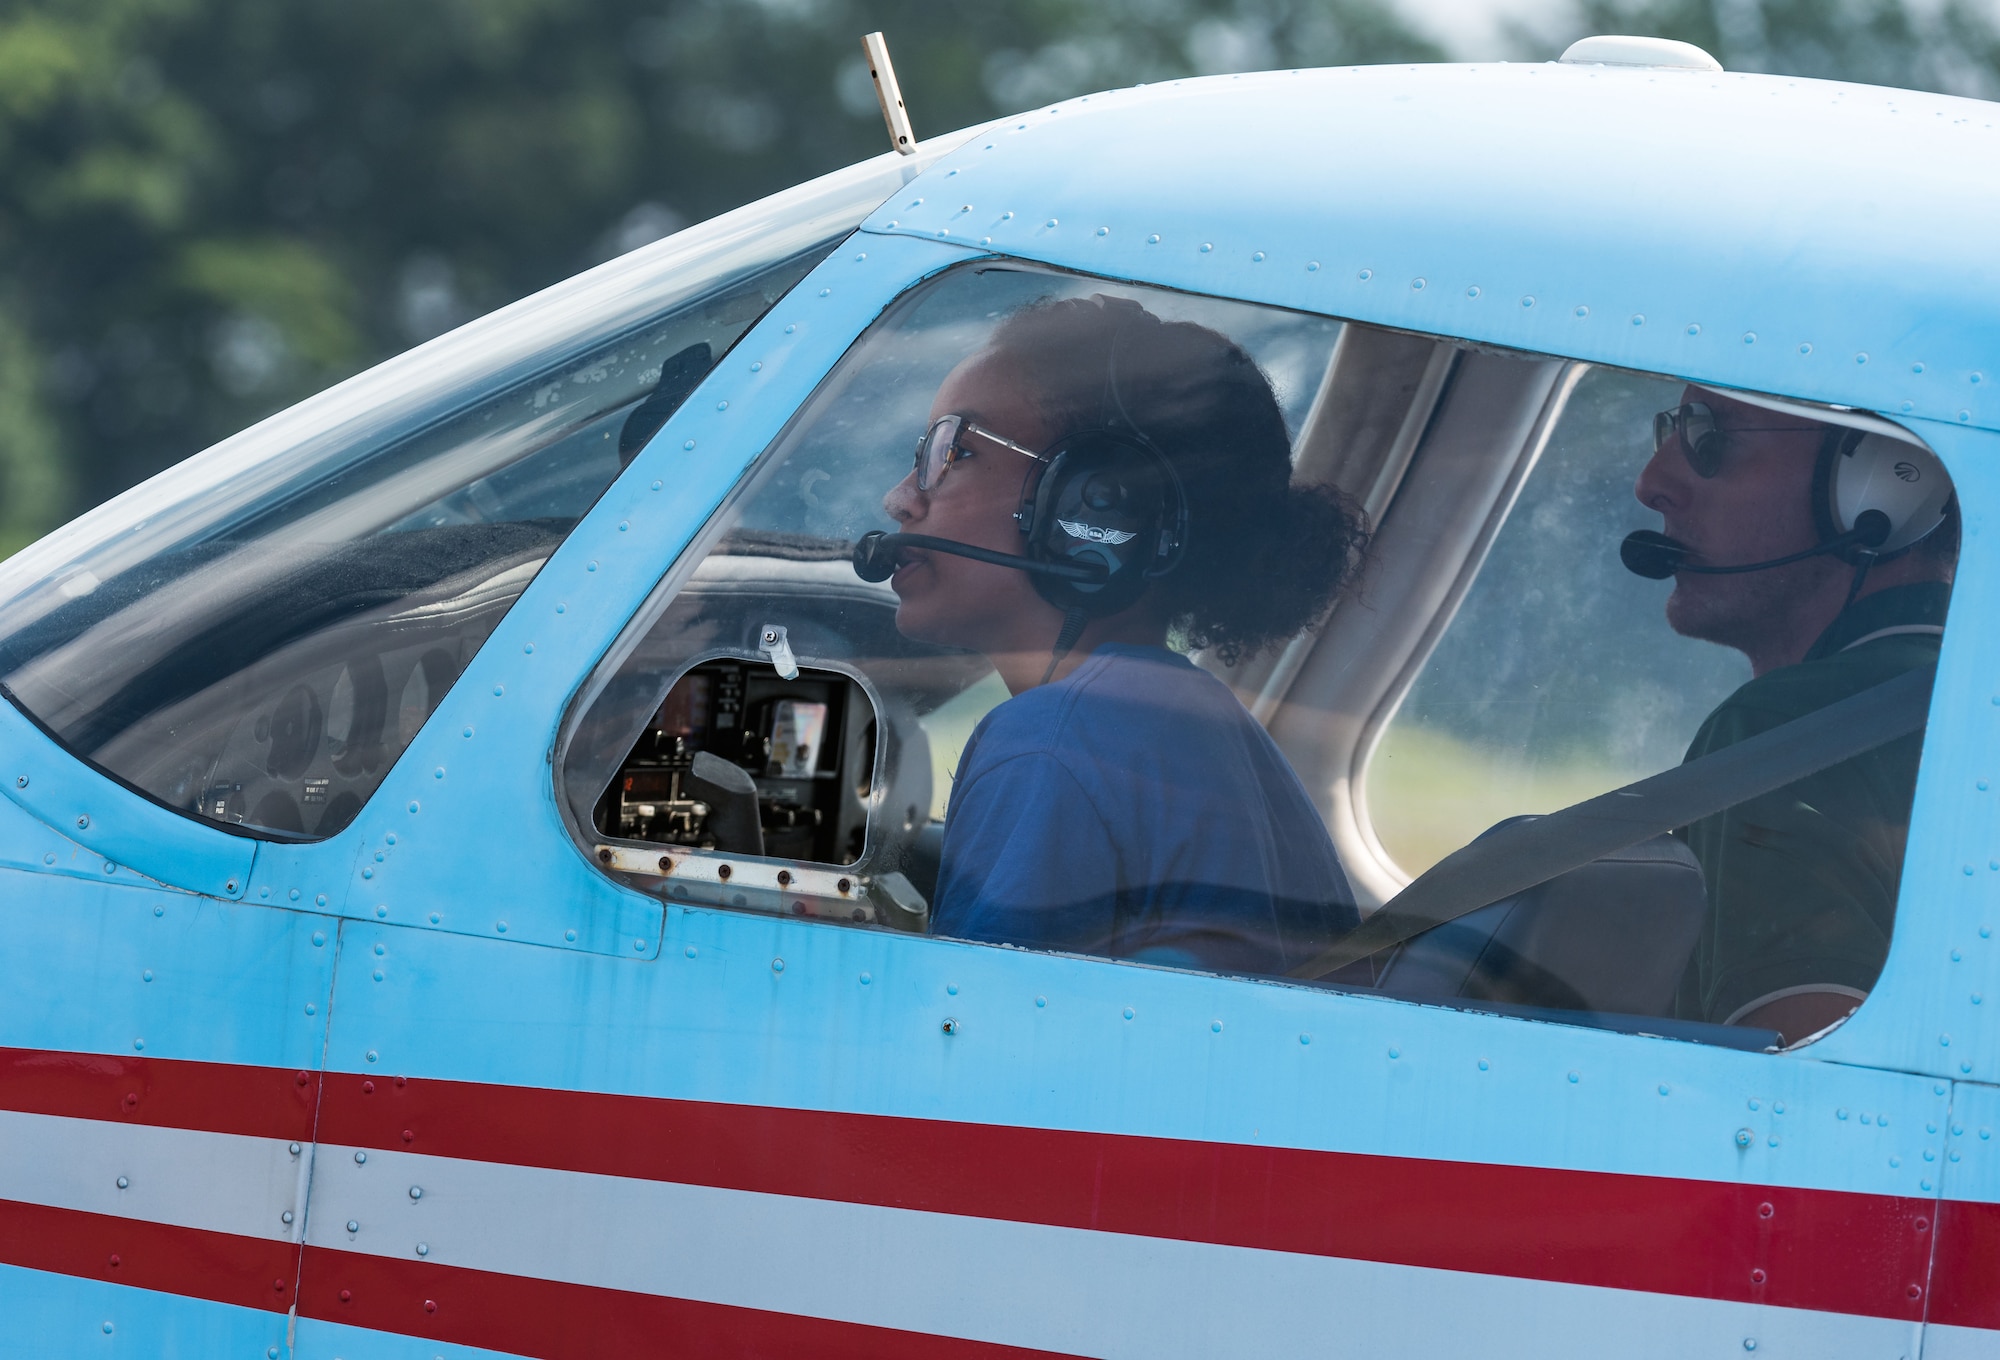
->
[1292,663,1937,980]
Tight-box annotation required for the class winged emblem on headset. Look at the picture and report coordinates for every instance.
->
[1058,518,1138,545]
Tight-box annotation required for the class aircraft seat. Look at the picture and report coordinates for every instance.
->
[1372,822,1707,1019]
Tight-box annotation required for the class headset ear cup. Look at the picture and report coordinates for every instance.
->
[1822,428,1954,559]
[1022,432,1184,617]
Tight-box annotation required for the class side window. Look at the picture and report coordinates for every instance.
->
[566,263,1953,1052]
[0,236,841,839]
[1350,364,1953,1046]
[564,263,1350,961]
[1366,368,1751,875]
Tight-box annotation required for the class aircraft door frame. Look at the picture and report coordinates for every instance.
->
[1807,421,2000,1085]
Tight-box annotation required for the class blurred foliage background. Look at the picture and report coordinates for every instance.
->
[0,0,1993,556]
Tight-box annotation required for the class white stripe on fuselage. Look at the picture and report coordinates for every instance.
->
[0,1110,1941,1359]
[1922,1324,2000,1359]
[304,1141,1921,1360]
[0,1109,301,1243]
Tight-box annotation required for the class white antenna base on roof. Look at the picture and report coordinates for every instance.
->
[1559,35,1724,72]
[861,32,917,156]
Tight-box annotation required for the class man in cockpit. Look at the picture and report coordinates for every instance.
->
[1633,387,1955,1041]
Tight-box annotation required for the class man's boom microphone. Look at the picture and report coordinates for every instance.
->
[1620,510,1892,581]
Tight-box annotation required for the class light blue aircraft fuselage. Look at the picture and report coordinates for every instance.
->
[0,52,1995,1359]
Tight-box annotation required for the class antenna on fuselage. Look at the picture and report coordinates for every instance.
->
[861,32,916,156]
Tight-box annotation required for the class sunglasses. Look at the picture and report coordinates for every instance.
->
[911,414,1048,492]
[1653,402,1827,479]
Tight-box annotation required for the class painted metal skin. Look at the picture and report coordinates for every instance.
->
[0,59,1997,1358]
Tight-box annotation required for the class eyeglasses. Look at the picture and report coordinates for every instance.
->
[1653,402,1827,479]
[911,414,1048,492]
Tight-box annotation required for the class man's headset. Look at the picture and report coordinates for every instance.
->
[1621,394,1954,581]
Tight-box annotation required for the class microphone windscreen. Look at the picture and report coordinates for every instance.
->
[851,531,899,583]
[1620,530,1685,580]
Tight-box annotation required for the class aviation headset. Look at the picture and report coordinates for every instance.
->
[1005,300,1193,684]
[1807,425,1954,563]
[1012,426,1189,616]
[1624,388,1954,582]
[1689,384,1954,562]
[850,298,1194,681]
[1007,298,1191,620]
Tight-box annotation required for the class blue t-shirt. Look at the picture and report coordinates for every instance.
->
[934,643,1357,975]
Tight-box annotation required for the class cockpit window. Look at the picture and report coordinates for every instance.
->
[1367,368,1755,875]
[561,262,1350,958]
[565,256,1951,1051]
[0,236,839,839]
[1352,363,1953,1045]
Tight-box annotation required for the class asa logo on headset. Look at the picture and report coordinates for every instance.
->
[1058,520,1139,546]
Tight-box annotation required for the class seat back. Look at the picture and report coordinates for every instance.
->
[1374,828,1706,1018]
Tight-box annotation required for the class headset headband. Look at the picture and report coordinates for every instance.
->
[1689,385,1950,562]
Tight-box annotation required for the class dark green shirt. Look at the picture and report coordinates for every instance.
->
[1674,581,1950,1026]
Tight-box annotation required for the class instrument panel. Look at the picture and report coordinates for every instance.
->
[595,657,875,866]
[184,640,470,838]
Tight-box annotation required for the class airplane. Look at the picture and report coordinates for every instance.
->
[0,28,1994,1359]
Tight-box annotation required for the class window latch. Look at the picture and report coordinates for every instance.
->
[758,624,798,680]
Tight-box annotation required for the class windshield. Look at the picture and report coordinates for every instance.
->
[0,231,844,840]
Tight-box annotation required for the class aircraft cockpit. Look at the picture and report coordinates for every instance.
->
[0,102,1961,1061]
[556,256,1952,1051]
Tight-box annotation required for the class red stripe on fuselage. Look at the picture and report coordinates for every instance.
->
[1931,1197,2000,1330]
[0,1048,1971,1333]
[297,1247,1072,1359]
[316,1070,1933,1323]
[0,1197,294,1314]
[0,1047,317,1142]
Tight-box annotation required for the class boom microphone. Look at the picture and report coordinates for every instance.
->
[1620,510,1893,581]
[851,530,1109,585]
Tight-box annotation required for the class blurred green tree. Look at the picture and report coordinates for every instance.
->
[2,0,1993,556]
[0,0,1437,554]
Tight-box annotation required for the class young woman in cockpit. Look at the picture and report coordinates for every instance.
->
[874,294,1367,975]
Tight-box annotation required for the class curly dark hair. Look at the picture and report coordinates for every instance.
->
[987,293,1368,664]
